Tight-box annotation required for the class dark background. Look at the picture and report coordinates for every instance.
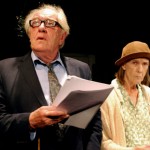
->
[1,0,150,83]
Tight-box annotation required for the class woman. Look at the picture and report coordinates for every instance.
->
[101,41,150,150]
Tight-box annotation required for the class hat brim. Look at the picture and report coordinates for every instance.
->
[115,52,150,66]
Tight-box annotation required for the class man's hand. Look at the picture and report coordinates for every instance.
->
[29,105,69,129]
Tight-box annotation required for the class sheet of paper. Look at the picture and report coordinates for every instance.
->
[64,104,100,129]
[52,75,113,128]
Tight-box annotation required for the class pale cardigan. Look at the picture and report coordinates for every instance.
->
[100,79,150,150]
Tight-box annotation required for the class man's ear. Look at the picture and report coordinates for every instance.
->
[59,32,67,46]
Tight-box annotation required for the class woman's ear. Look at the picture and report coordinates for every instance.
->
[122,65,126,70]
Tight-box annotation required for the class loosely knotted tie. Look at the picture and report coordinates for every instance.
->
[48,64,61,102]
[48,63,66,142]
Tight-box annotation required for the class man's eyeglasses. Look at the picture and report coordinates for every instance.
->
[29,19,62,28]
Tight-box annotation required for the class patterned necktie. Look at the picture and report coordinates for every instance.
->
[48,63,66,142]
[48,64,61,102]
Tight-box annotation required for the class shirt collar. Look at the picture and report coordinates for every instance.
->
[31,51,65,67]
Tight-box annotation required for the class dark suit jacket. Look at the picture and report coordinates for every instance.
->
[0,52,102,150]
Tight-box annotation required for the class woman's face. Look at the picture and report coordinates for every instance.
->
[122,58,149,85]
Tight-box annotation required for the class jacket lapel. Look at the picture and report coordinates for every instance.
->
[60,54,74,75]
[19,53,47,106]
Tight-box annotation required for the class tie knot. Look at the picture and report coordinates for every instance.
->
[48,61,60,71]
[48,64,53,71]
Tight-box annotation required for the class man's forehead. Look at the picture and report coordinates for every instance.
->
[34,9,57,18]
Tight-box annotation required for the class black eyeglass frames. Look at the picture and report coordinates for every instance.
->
[29,19,62,28]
